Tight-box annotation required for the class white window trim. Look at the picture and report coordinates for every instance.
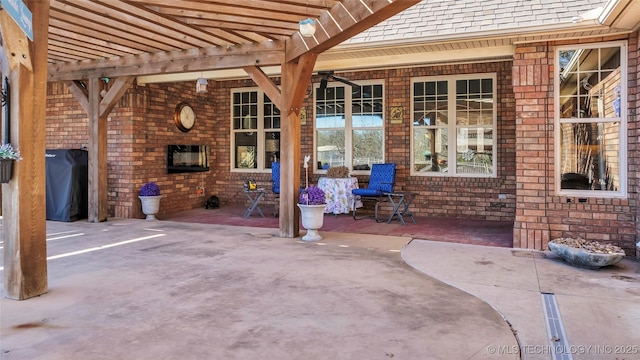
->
[230,87,279,173]
[410,73,498,178]
[312,79,385,175]
[554,40,628,198]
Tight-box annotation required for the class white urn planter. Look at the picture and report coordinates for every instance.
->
[298,203,326,241]
[139,195,162,220]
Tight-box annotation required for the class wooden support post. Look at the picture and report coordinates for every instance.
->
[87,77,108,222]
[65,76,133,222]
[243,51,316,238]
[279,61,301,238]
[278,52,317,238]
[1,0,50,300]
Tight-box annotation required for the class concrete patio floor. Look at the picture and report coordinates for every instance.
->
[1,218,517,360]
[1,218,639,360]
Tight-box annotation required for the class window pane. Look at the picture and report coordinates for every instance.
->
[317,114,345,128]
[353,129,383,169]
[264,132,280,168]
[317,130,345,168]
[352,114,383,127]
[559,46,621,120]
[235,133,257,169]
[456,128,493,174]
[353,84,383,128]
[559,122,620,191]
[413,127,448,173]
[316,85,345,128]
[414,81,448,126]
[263,95,280,129]
[233,91,258,132]
[457,78,493,126]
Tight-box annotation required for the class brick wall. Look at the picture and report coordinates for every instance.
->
[326,63,517,222]
[513,34,638,254]
[45,61,517,223]
[47,81,224,219]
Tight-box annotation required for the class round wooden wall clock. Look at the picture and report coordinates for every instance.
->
[174,102,195,132]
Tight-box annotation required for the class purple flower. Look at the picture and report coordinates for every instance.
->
[299,185,325,205]
[140,182,161,196]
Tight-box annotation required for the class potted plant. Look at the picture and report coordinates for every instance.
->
[138,181,162,220]
[0,143,22,183]
[297,155,326,241]
[298,185,326,241]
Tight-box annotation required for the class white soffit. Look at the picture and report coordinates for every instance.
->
[136,45,514,84]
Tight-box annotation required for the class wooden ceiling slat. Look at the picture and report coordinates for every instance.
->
[48,51,87,62]
[126,0,322,22]
[128,0,327,17]
[48,19,161,54]
[48,49,88,61]
[48,34,131,58]
[48,26,145,57]
[49,42,106,60]
[164,10,299,34]
[63,0,228,48]
[192,19,296,36]
[231,31,274,44]
[49,9,177,52]
[50,1,219,50]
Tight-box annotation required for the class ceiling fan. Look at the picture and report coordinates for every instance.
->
[318,71,360,92]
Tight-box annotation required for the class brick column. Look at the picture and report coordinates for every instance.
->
[512,43,553,250]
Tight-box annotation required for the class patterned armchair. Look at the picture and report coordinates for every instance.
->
[351,163,396,221]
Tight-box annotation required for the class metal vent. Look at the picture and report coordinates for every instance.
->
[541,293,573,360]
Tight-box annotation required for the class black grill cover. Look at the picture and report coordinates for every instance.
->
[46,149,88,221]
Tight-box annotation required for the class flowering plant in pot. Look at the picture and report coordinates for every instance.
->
[140,182,161,197]
[0,143,22,160]
[0,143,22,183]
[138,182,162,220]
[299,185,326,205]
[298,155,327,241]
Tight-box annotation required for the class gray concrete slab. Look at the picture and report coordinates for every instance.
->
[1,219,518,360]
[402,239,640,360]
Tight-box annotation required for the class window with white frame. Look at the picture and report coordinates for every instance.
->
[556,42,627,196]
[411,74,497,177]
[314,82,384,172]
[231,88,280,171]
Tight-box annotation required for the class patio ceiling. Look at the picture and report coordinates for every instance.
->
[43,0,421,81]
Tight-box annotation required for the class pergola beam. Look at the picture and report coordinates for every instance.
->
[48,42,285,81]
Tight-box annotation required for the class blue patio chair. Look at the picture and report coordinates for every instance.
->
[352,163,396,221]
[271,162,280,217]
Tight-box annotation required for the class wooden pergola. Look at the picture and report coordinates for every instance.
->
[0,0,420,300]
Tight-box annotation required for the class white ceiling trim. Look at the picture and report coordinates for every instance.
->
[136,45,515,84]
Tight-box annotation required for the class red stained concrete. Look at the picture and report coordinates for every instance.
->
[162,205,514,248]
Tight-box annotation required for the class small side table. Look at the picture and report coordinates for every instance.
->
[384,192,417,225]
[242,188,265,218]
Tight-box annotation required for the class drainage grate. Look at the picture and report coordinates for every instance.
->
[541,293,573,360]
